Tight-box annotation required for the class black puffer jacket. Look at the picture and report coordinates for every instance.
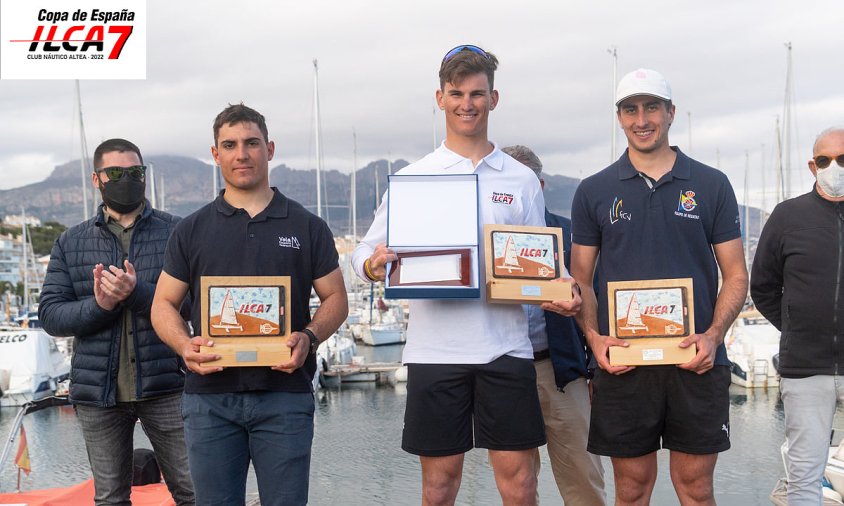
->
[751,188,844,377]
[39,201,184,406]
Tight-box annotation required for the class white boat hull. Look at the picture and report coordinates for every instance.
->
[363,324,404,346]
[0,328,70,407]
[726,312,780,388]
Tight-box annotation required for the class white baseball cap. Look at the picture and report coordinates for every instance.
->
[615,68,672,106]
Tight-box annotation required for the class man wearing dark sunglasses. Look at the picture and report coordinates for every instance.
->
[39,138,194,505]
[152,104,348,506]
[752,127,844,504]
[353,45,581,506]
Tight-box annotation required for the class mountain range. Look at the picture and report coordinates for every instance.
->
[0,155,765,244]
[0,155,582,236]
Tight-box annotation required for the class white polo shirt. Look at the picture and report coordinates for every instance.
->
[352,142,545,364]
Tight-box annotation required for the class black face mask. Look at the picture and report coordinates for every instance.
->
[99,178,146,214]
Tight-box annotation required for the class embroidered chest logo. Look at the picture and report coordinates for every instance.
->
[491,192,514,205]
[278,236,301,249]
[675,191,701,220]
[609,197,632,224]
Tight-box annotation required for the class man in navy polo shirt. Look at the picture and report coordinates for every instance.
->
[570,69,748,505]
[151,103,348,506]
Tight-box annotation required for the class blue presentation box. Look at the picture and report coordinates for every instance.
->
[385,173,479,299]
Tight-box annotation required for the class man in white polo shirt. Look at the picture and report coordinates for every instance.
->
[352,45,581,506]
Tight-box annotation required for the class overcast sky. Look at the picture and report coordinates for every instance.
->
[0,0,841,211]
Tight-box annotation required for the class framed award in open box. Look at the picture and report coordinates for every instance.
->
[388,249,473,288]
[607,278,697,366]
[483,224,571,304]
[385,174,480,299]
[199,276,292,367]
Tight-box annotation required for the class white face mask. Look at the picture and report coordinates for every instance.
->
[816,160,844,198]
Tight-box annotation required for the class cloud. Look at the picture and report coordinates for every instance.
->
[0,0,841,208]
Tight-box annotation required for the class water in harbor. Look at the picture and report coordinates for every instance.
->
[0,343,835,505]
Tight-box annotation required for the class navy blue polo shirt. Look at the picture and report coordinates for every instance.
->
[571,147,741,365]
[163,188,339,393]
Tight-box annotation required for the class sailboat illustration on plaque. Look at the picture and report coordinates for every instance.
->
[618,294,648,334]
[200,276,290,367]
[206,284,285,338]
[501,236,524,273]
[607,278,696,366]
[211,290,243,333]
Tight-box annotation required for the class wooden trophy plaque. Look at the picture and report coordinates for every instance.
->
[607,278,697,366]
[199,276,292,367]
[484,224,571,304]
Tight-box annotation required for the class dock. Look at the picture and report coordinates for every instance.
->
[321,361,404,386]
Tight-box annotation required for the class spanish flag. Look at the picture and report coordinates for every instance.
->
[15,424,31,475]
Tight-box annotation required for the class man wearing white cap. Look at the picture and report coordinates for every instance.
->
[569,69,748,504]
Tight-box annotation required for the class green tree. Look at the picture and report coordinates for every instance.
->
[29,221,66,256]
[0,221,66,256]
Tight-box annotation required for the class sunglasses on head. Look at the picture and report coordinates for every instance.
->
[96,165,146,181]
[814,155,844,169]
[442,45,489,62]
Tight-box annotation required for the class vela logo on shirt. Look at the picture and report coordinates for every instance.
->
[491,192,514,205]
[278,236,301,249]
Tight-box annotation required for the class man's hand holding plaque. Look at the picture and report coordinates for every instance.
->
[181,336,223,375]
[541,278,583,317]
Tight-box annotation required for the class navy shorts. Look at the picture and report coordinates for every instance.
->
[588,365,731,457]
[402,355,546,456]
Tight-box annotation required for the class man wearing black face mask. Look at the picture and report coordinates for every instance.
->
[39,138,195,506]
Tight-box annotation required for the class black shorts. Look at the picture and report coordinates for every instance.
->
[401,355,546,457]
[588,365,731,458]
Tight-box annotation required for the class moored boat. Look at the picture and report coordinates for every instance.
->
[0,327,70,407]
[726,311,780,388]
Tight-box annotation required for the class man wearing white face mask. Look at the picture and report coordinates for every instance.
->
[751,127,844,504]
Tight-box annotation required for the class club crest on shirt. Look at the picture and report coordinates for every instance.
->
[675,190,701,220]
[492,192,514,205]
[609,197,631,224]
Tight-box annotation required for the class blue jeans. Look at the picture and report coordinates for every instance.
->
[182,391,315,506]
[780,375,844,505]
[75,393,195,506]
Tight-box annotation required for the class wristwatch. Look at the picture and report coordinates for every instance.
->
[301,328,319,355]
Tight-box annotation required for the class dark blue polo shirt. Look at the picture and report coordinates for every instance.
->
[571,147,741,365]
[163,188,339,393]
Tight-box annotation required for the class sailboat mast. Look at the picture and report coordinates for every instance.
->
[775,116,785,203]
[21,207,28,310]
[761,143,767,214]
[148,161,157,209]
[782,42,794,200]
[743,151,750,270]
[374,164,380,211]
[352,129,357,240]
[75,80,90,221]
[608,46,618,162]
[160,173,166,212]
[313,59,323,219]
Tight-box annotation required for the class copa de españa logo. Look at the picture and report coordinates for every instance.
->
[0,0,146,79]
